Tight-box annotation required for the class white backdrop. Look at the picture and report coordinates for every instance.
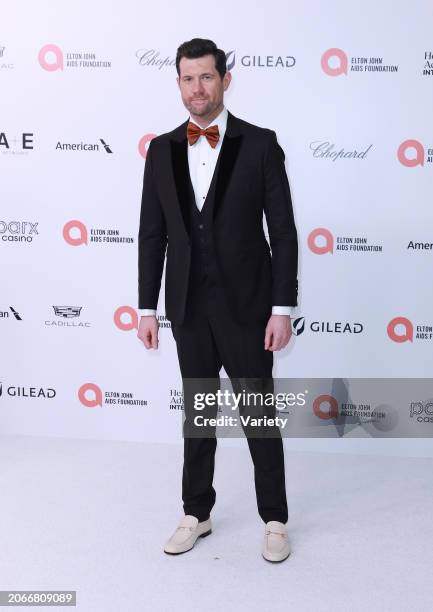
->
[1,0,432,455]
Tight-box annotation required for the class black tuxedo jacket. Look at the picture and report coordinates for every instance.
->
[138,110,298,325]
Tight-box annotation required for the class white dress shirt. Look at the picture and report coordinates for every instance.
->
[139,106,292,317]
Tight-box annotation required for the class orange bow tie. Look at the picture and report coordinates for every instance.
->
[187,121,220,148]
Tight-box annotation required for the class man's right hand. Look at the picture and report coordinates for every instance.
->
[137,315,159,349]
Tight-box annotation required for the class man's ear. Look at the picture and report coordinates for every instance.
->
[223,71,232,91]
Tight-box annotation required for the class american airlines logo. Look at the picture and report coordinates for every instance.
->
[0,306,22,320]
[55,138,113,153]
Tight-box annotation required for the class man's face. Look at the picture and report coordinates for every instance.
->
[177,54,231,118]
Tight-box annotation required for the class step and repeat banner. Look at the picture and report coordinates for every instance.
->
[1,1,432,448]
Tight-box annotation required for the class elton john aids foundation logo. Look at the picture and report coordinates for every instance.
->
[63,220,88,245]
[114,306,138,331]
[312,394,386,427]
[308,228,334,254]
[321,48,348,76]
[387,317,413,343]
[63,220,134,246]
[38,44,64,71]
[397,140,430,167]
[38,44,111,71]
[313,395,339,419]
[78,383,147,408]
[321,47,398,76]
[138,134,157,159]
[113,307,172,332]
[386,317,432,343]
[79,383,103,407]
[307,228,382,254]
[387,316,432,343]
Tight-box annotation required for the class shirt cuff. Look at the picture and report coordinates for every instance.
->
[272,306,293,316]
[138,307,292,316]
[138,309,157,316]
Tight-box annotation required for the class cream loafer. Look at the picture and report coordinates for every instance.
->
[164,515,212,555]
[262,520,291,562]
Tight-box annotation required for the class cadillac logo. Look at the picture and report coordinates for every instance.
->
[52,306,82,318]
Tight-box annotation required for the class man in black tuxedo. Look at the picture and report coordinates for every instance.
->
[137,38,298,562]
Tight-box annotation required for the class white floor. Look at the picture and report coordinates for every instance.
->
[0,435,432,612]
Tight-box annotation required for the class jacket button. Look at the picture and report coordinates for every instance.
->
[198,224,204,229]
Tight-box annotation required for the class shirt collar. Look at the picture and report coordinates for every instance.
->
[188,105,228,140]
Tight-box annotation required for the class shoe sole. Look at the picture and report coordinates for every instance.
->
[164,528,212,555]
[262,551,291,563]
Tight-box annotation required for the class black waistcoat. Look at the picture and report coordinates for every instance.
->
[187,164,223,291]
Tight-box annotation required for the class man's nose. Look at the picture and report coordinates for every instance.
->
[192,79,205,95]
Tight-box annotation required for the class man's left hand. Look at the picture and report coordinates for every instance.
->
[264,315,293,351]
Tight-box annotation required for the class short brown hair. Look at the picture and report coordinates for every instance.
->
[176,38,227,80]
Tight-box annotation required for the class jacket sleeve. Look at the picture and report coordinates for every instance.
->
[263,130,298,306]
[138,139,168,310]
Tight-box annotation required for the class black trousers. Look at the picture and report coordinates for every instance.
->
[171,277,288,524]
